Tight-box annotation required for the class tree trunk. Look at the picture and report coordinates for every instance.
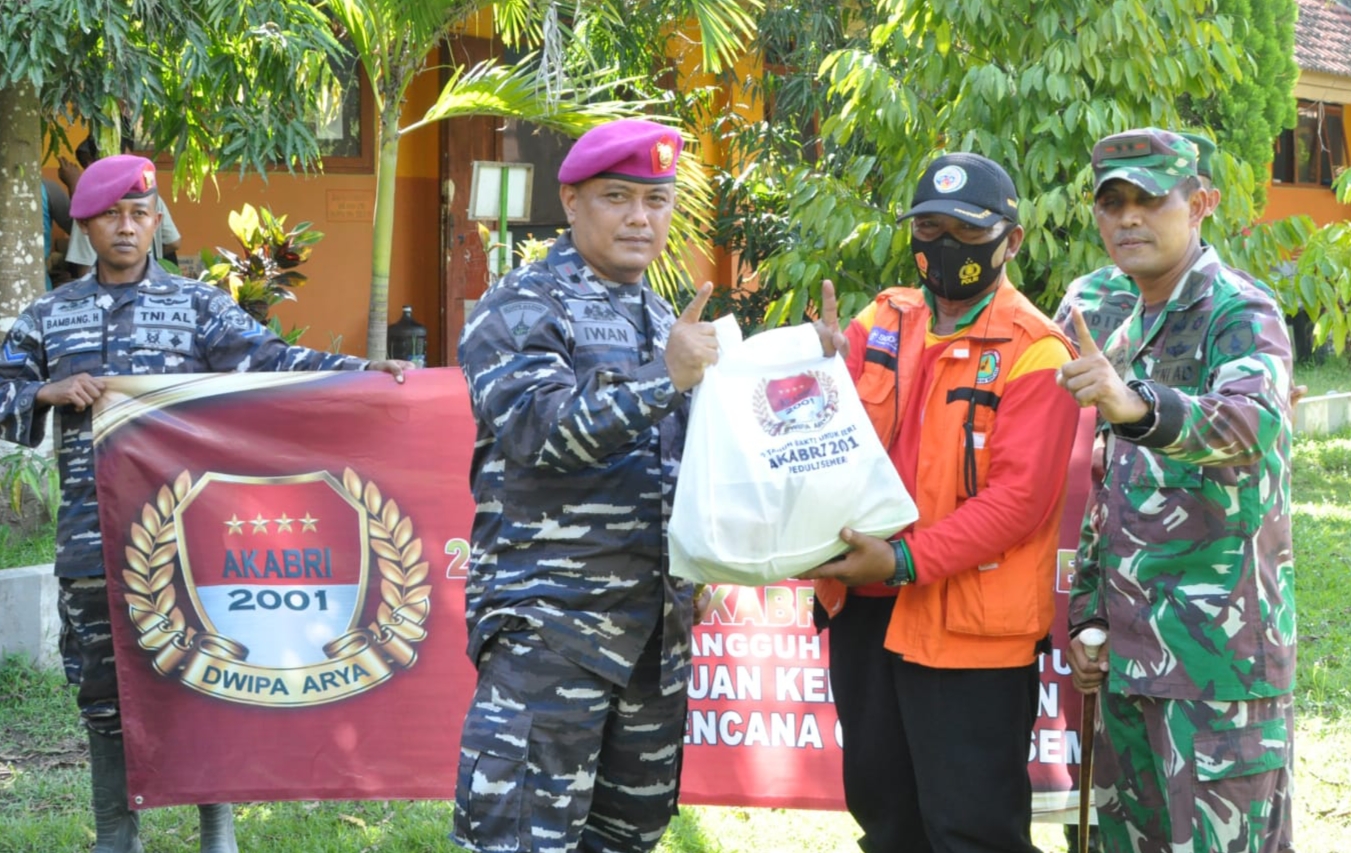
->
[0,82,45,327]
[365,111,403,361]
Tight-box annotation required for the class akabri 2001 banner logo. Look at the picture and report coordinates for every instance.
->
[121,469,431,708]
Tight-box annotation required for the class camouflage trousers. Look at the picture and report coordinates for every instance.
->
[58,576,122,736]
[452,627,686,853]
[1093,691,1295,853]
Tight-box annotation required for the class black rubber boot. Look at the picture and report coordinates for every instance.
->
[88,731,144,853]
[198,803,238,853]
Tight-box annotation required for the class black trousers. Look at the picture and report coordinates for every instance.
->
[827,595,1042,853]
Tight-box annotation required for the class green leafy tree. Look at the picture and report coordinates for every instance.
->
[0,81,45,320]
[759,0,1255,326]
[326,0,757,359]
[731,0,1348,352]
[1178,0,1298,211]
[708,1,882,300]
[0,0,346,316]
[1225,169,1351,353]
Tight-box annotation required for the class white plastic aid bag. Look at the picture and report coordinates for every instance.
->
[670,315,918,585]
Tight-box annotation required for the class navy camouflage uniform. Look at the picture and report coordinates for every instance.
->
[455,232,696,853]
[1067,247,1296,853]
[0,264,368,736]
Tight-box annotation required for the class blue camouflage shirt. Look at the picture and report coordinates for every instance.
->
[0,263,368,579]
[457,232,695,692]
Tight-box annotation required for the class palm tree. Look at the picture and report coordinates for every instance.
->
[325,0,758,359]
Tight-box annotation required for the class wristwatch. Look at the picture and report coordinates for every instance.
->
[1126,379,1158,429]
[885,540,913,587]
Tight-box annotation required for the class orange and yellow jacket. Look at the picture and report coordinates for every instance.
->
[817,282,1079,669]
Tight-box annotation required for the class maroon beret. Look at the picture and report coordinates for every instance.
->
[557,119,683,185]
[70,154,158,219]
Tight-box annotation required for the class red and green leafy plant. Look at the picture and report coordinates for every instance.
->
[199,204,323,344]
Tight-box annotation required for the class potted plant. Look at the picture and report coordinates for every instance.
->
[198,204,324,344]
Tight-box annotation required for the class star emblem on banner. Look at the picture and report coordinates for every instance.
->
[300,513,319,533]
[224,514,244,535]
[249,514,270,534]
[275,513,294,533]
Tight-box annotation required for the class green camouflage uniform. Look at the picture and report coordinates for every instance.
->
[1068,244,1295,853]
[1054,267,1139,352]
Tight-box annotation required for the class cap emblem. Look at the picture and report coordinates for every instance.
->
[932,165,968,194]
[1097,136,1154,160]
[652,137,676,173]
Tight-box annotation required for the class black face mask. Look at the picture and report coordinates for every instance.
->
[911,229,1010,301]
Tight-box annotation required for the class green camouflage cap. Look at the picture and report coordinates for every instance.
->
[1091,127,1199,196]
[1179,131,1216,178]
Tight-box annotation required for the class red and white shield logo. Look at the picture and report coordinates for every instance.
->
[175,473,369,668]
[765,373,824,426]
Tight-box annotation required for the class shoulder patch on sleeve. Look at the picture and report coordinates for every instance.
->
[1,314,37,364]
[1214,325,1255,359]
[499,300,550,349]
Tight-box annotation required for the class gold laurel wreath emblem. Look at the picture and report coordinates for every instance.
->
[122,468,433,681]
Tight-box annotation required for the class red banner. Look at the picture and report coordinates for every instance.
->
[95,371,478,807]
[677,410,1098,818]
[95,370,1095,815]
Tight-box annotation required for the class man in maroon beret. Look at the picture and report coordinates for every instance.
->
[61,140,182,275]
[1,153,412,853]
[454,118,717,853]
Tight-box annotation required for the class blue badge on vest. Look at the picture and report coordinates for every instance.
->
[867,326,899,356]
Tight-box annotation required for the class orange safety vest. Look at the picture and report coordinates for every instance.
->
[817,283,1073,669]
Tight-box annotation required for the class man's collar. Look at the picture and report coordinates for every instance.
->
[922,279,1003,333]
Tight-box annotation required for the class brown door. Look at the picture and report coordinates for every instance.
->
[440,35,501,366]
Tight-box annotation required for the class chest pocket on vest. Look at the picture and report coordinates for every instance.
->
[566,298,642,374]
[947,386,1000,500]
[43,297,104,374]
[133,298,197,356]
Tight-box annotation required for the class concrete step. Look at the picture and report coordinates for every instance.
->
[0,563,59,670]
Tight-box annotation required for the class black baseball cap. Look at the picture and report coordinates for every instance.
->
[899,152,1020,227]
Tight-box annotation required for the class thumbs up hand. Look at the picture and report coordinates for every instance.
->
[666,282,720,392]
[1056,307,1152,425]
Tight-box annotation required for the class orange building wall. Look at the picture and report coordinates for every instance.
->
[1262,184,1351,225]
[41,20,768,358]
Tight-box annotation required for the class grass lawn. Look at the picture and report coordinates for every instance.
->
[3,427,1349,851]
[0,525,55,572]
[1296,351,1351,399]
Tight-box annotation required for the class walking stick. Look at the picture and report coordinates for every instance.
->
[1077,628,1107,853]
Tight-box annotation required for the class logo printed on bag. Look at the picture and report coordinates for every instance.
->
[976,350,1001,384]
[753,371,839,436]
